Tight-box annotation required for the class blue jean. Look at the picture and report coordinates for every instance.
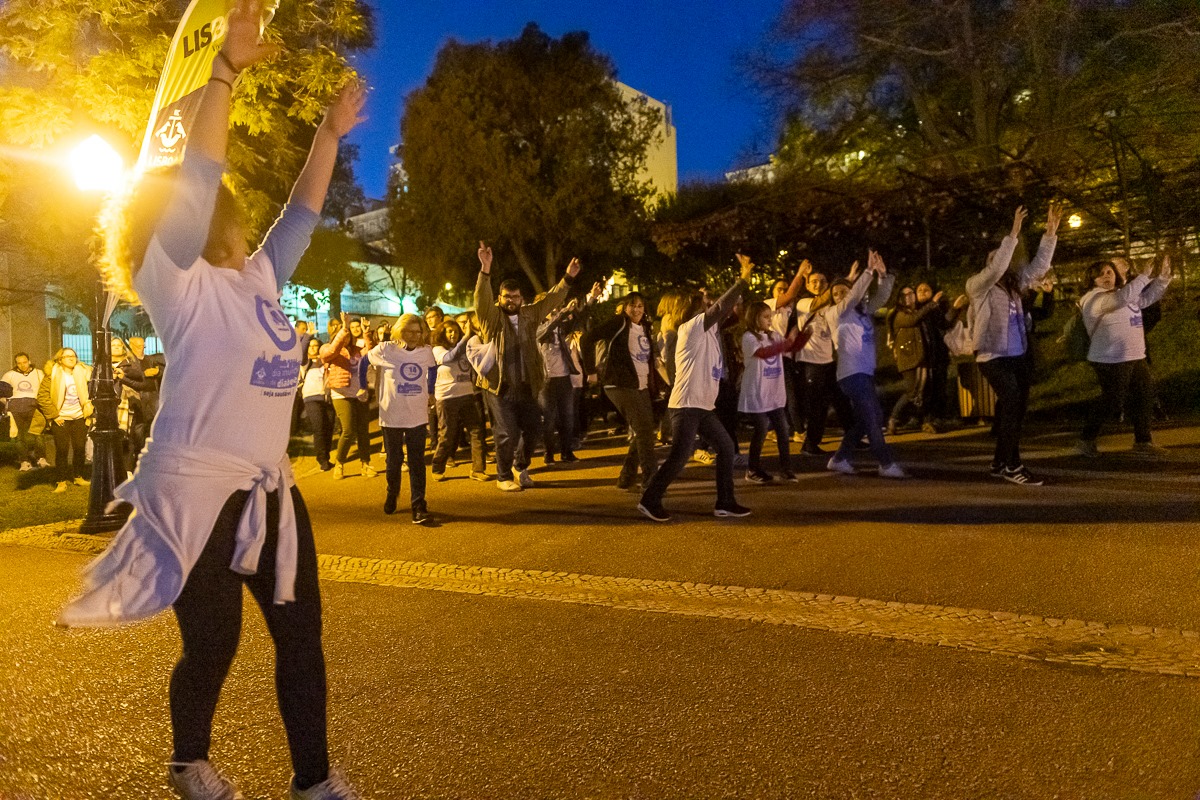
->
[383,425,427,509]
[641,407,736,508]
[748,407,791,474]
[835,372,896,467]
[484,383,542,481]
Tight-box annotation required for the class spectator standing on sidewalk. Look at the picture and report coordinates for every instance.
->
[966,205,1061,486]
[638,254,755,522]
[473,240,578,492]
[69,11,369,795]
[128,336,165,429]
[368,314,437,522]
[886,285,942,435]
[431,319,488,482]
[321,313,375,480]
[2,353,48,470]
[582,291,664,492]
[37,347,93,493]
[820,252,906,479]
[1075,255,1172,458]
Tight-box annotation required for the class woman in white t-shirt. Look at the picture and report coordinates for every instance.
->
[74,4,368,797]
[1076,256,1172,457]
[431,319,487,481]
[36,347,94,493]
[740,301,805,483]
[368,314,438,523]
[299,337,334,471]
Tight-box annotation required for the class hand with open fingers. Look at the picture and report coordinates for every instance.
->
[221,0,280,72]
[1045,203,1063,237]
[321,79,368,139]
[589,281,604,301]
[1010,206,1028,238]
[798,259,813,278]
[735,253,754,281]
[340,311,350,327]
[566,257,581,278]
[478,241,493,273]
[847,260,860,281]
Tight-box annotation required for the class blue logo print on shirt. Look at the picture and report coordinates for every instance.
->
[255,296,297,351]
[399,363,424,381]
[251,354,301,390]
[635,334,651,363]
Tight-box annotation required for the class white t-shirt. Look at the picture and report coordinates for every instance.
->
[668,314,723,411]
[1082,276,1150,364]
[61,381,84,419]
[796,297,834,364]
[135,241,301,464]
[432,344,475,400]
[629,324,651,390]
[1,368,42,401]
[300,362,326,400]
[833,307,878,380]
[739,331,786,413]
[368,342,437,428]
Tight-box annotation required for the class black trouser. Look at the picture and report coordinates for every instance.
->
[889,367,928,426]
[835,373,897,467]
[426,396,439,451]
[783,360,804,439]
[433,394,486,474]
[1082,359,1154,444]
[605,386,658,487]
[171,487,327,787]
[484,382,542,482]
[978,355,1032,470]
[540,375,576,459]
[708,379,740,454]
[304,398,334,468]
[802,361,852,448]
[51,418,89,481]
[383,425,427,508]
[11,408,45,463]
[332,396,371,465]
[641,407,737,509]
[748,408,792,475]
[924,359,950,420]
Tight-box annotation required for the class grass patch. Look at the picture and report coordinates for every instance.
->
[0,466,88,532]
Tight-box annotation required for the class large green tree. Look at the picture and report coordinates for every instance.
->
[0,0,374,317]
[390,22,662,294]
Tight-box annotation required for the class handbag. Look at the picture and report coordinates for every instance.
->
[943,319,973,358]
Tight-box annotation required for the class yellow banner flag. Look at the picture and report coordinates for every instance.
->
[137,0,278,171]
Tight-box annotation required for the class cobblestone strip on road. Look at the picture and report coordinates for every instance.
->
[6,520,1199,678]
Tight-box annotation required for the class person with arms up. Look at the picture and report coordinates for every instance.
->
[61,2,369,797]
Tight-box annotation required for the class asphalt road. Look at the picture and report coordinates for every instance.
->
[1,422,1198,799]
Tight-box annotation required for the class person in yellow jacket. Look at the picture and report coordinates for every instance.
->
[36,347,93,492]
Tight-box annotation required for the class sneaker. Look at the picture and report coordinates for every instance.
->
[446,458,458,468]
[168,760,244,800]
[383,495,397,515]
[433,471,448,482]
[733,454,748,469]
[36,458,50,468]
[412,504,430,525]
[826,456,855,475]
[693,450,716,465]
[779,471,800,483]
[517,469,534,489]
[714,502,752,518]
[616,474,635,490]
[332,464,345,480]
[290,766,361,800]
[73,476,90,487]
[1002,465,1044,486]
[1131,442,1168,458]
[989,462,1005,479]
[18,461,32,472]
[470,471,491,482]
[745,470,773,484]
[878,463,910,479]
[543,454,556,466]
[1074,439,1099,458]
[318,462,334,472]
[362,464,378,478]
[637,502,671,522]
[561,452,579,463]
[53,481,69,494]
[497,479,522,492]
[921,422,940,435]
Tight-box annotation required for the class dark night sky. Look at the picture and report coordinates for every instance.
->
[344,0,785,200]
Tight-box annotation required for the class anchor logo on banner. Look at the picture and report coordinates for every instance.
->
[156,110,187,150]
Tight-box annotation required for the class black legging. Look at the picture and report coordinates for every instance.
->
[170,486,328,787]
[1082,359,1154,444]
[977,355,1032,470]
[51,417,89,481]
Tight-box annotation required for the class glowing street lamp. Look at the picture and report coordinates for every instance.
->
[1068,214,1083,229]
[444,282,453,292]
[69,134,131,535]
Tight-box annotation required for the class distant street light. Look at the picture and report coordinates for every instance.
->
[1068,214,1083,229]
[69,134,131,535]
[444,282,453,291]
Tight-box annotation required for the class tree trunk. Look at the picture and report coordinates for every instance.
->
[510,240,546,293]
[543,240,563,290]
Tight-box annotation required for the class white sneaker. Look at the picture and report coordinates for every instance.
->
[168,760,244,800]
[53,481,69,493]
[517,469,534,488]
[36,457,50,468]
[826,456,855,475]
[18,461,32,472]
[362,464,378,478]
[878,463,909,479]
[497,479,522,492]
[73,476,90,487]
[290,766,362,800]
[332,463,344,480]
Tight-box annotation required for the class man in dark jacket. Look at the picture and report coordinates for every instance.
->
[474,241,579,491]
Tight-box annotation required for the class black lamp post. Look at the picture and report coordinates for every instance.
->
[80,282,131,535]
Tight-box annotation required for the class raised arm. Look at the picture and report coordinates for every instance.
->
[776,260,812,308]
[703,254,754,330]
[473,242,500,340]
[966,206,1026,298]
[1140,255,1173,308]
[528,257,581,319]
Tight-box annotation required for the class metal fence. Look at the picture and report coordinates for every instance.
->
[60,334,162,367]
